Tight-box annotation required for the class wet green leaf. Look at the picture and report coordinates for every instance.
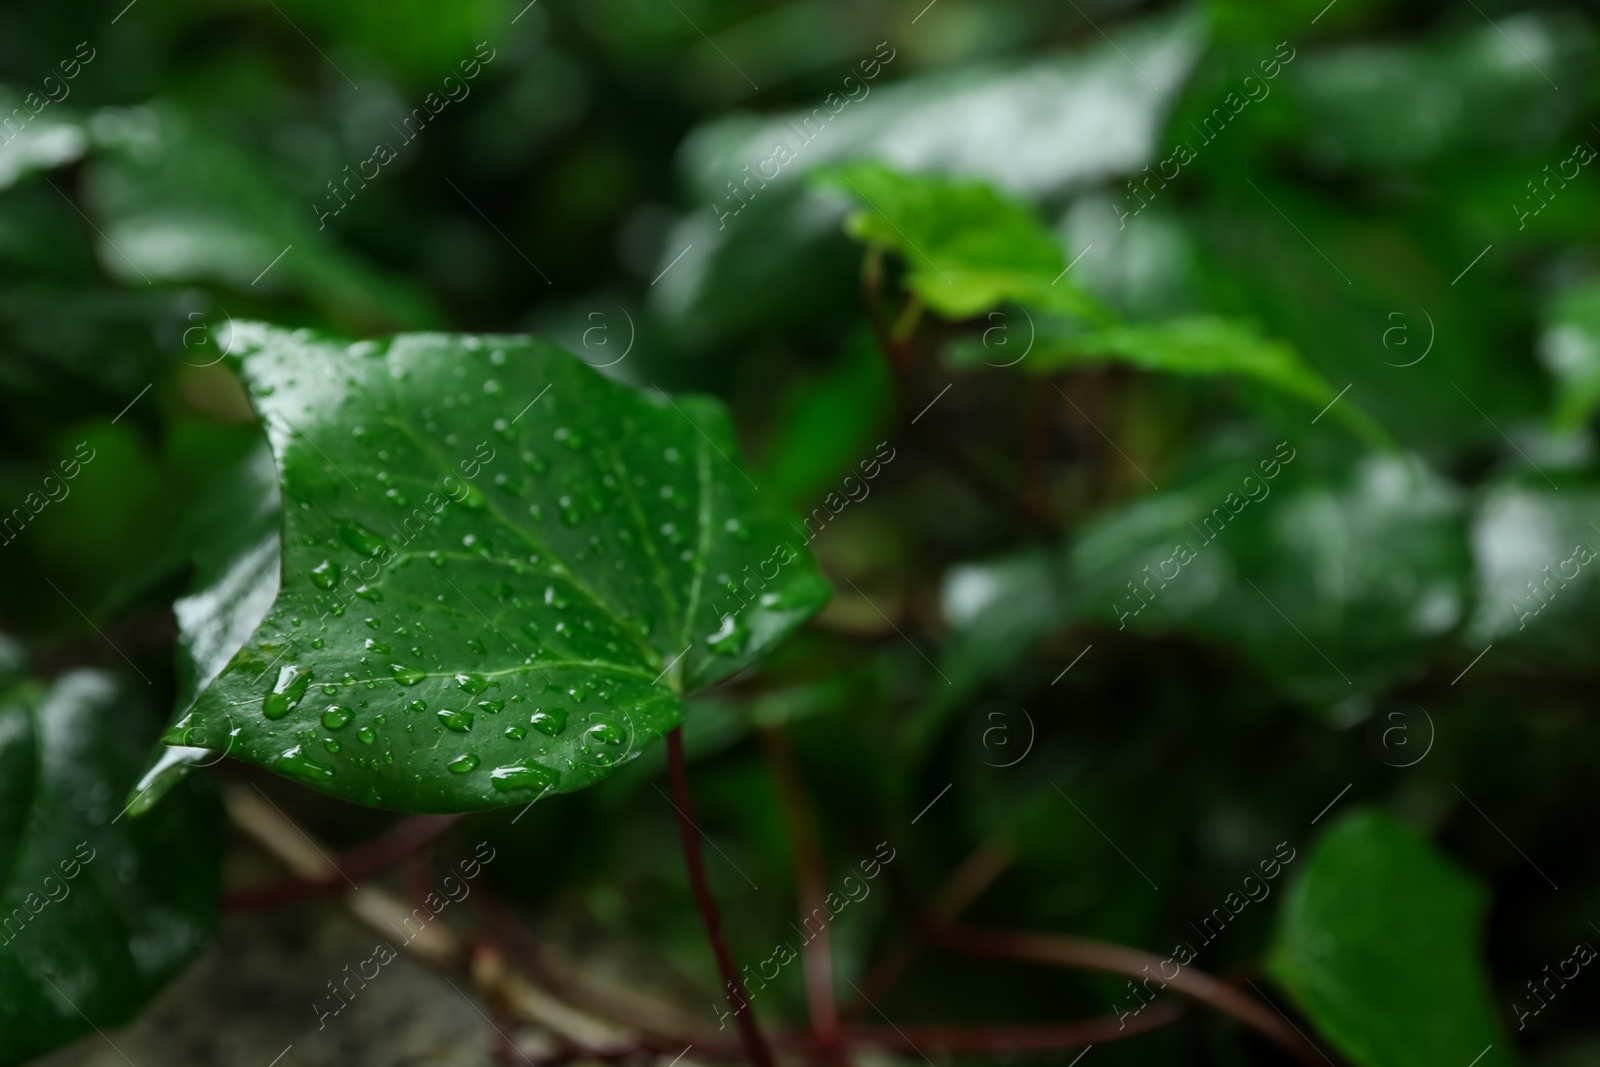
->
[1267,810,1515,1067]
[150,323,830,814]
[0,670,225,1067]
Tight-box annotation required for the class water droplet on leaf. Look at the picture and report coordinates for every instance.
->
[392,664,428,686]
[438,708,475,733]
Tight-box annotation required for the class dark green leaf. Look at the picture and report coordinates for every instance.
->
[86,105,435,331]
[152,323,831,814]
[0,670,225,1067]
[1266,810,1515,1067]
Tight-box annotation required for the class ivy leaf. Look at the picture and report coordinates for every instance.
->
[1266,810,1515,1067]
[0,670,225,1067]
[815,162,1113,322]
[149,323,831,814]
[819,164,1384,441]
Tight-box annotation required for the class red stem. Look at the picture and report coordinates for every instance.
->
[225,814,462,910]
[519,1003,1183,1066]
[843,838,1013,1019]
[665,727,775,1067]
[933,925,1331,1066]
[760,726,846,1067]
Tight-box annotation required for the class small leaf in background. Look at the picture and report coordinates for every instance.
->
[823,164,1382,439]
[1266,810,1514,1067]
[1022,315,1387,444]
[152,323,830,813]
[815,161,1111,322]
[0,670,225,1067]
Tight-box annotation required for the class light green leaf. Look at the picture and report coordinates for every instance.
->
[1026,316,1390,447]
[1266,810,1515,1067]
[816,161,1111,322]
[0,671,225,1067]
[821,165,1384,441]
[151,323,831,814]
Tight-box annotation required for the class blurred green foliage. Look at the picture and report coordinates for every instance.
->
[4,0,1600,1063]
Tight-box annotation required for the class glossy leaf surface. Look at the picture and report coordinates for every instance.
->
[156,324,830,813]
[0,671,224,1067]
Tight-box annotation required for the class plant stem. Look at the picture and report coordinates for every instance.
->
[665,726,775,1067]
[760,726,847,1067]
[843,837,1013,1018]
[521,1005,1183,1066]
[932,925,1332,1066]
[226,813,462,910]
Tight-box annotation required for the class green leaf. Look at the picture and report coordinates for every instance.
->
[0,670,225,1067]
[816,161,1111,322]
[1037,317,1390,447]
[820,165,1383,441]
[85,104,435,331]
[152,323,831,814]
[1266,810,1515,1067]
